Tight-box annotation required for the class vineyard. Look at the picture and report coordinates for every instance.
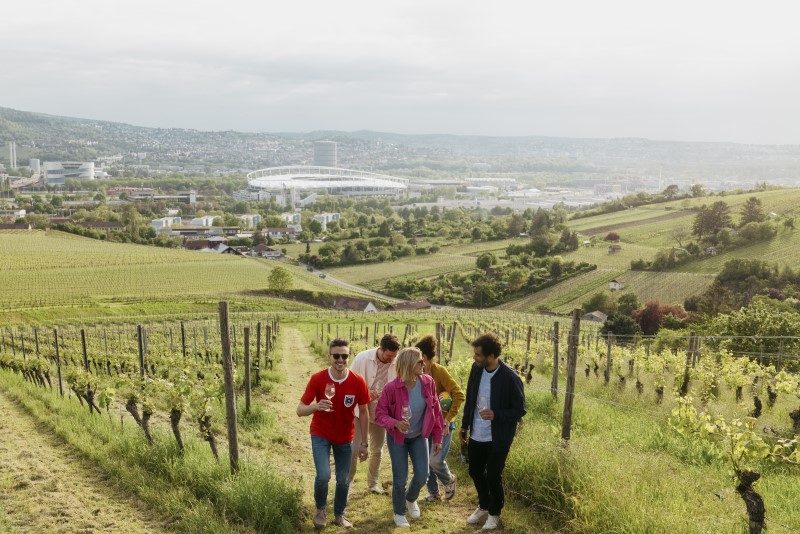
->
[1,308,799,532]
[0,231,344,323]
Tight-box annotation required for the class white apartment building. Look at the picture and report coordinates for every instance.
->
[312,212,341,231]
[189,215,219,227]
[237,213,262,229]
[150,216,182,232]
[280,212,302,226]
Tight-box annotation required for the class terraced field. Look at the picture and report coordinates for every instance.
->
[502,269,714,313]
[327,252,475,286]
[0,230,333,310]
[561,242,658,270]
[501,268,622,312]
[676,228,800,273]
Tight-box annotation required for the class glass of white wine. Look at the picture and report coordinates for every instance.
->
[324,382,336,412]
[401,405,411,432]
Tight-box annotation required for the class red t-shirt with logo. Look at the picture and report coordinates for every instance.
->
[301,368,370,445]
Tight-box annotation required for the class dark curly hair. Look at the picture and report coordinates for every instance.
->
[471,333,502,358]
[415,334,437,360]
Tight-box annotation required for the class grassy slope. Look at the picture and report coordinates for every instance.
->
[0,231,344,322]
[504,188,800,312]
[325,237,527,286]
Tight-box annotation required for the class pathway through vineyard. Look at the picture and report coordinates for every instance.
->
[264,326,548,533]
[0,391,171,533]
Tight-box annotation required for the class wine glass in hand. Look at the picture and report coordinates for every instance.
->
[400,405,411,433]
[324,383,336,412]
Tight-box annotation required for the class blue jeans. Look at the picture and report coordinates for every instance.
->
[386,433,429,516]
[427,421,456,495]
[311,435,352,516]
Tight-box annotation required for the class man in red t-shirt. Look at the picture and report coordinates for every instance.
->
[298,337,369,529]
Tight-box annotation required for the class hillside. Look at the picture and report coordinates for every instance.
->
[3,105,800,183]
[0,230,349,323]
[501,188,800,312]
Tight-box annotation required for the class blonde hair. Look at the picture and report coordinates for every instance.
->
[395,347,422,382]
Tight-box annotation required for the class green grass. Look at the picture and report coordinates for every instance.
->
[0,370,303,533]
[676,228,800,273]
[327,252,475,285]
[501,269,622,312]
[502,371,800,533]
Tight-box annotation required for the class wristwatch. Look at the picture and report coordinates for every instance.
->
[360,442,369,447]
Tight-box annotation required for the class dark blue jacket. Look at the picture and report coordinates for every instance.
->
[461,360,526,453]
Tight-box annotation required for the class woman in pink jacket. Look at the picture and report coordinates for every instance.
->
[375,347,445,528]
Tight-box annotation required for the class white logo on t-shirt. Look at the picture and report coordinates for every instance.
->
[344,394,355,408]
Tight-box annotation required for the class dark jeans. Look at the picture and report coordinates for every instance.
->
[467,439,509,516]
[386,433,429,516]
[311,435,353,516]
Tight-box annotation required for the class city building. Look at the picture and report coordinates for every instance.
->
[236,213,262,229]
[189,215,219,227]
[280,212,302,226]
[43,161,95,185]
[313,141,337,167]
[29,159,40,173]
[150,216,182,232]
[312,212,340,231]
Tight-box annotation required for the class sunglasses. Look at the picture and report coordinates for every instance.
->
[416,359,424,365]
[331,353,349,360]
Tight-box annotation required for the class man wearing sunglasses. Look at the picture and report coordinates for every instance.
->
[298,338,370,529]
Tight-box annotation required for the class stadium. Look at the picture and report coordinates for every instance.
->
[245,165,409,197]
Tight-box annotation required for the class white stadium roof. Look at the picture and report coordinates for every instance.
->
[247,165,408,191]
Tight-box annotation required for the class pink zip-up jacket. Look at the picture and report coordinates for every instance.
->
[375,374,444,446]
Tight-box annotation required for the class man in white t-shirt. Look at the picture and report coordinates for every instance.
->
[348,333,399,493]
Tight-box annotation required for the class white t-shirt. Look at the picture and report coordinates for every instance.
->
[471,368,494,442]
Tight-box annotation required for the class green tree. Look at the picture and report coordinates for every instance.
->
[267,266,293,291]
[690,184,705,197]
[582,291,616,315]
[616,292,640,316]
[739,196,766,226]
[308,219,323,235]
[601,313,641,337]
[476,252,497,271]
[692,201,732,238]
[662,184,680,199]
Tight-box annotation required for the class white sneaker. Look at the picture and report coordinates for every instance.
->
[482,515,500,530]
[394,514,411,528]
[467,507,489,525]
[406,500,421,519]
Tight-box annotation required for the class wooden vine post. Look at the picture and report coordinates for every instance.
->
[54,328,63,397]
[243,326,251,414]
[604,333,613,385]
[679,333,697,397]
[180,321,187,359]
[561,309,581,443]
[551,321,559,399]
[137,325,146,378]
[218,302,240,473]
[80,329,90,371]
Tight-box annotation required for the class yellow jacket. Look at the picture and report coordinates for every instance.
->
[429,361,465,423]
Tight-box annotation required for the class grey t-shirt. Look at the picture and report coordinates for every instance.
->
[406,379,426,438]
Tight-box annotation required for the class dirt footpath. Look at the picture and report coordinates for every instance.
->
[0,392,170,534]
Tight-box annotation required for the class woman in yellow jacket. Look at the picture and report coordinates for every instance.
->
[415,334,465,501]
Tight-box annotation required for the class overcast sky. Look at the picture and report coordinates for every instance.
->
[2,0,799,144]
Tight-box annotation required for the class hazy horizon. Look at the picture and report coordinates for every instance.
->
[3,1,800,145]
